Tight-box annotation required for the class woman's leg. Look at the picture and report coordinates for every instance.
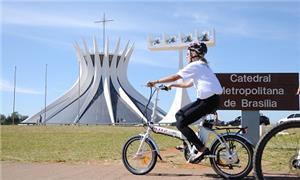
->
[175,95,219,151]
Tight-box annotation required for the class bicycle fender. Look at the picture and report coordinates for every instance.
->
[209,133,255,149]
[138,134,162,160]
[147,136,162,160]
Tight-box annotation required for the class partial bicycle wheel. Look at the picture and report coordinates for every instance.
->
[254,120,300,180]
[122,135,157,175]
[210,135,253,179]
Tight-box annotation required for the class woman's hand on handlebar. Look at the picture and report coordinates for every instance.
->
[146,81,172,91]
[147,80,158,87]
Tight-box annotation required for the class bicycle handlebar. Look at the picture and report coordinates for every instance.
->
[148,84,171,91]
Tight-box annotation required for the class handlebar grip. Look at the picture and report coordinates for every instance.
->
[159,84,170,91]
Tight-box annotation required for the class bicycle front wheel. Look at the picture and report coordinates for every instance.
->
[122,135,157,175]
[254,120,300,180]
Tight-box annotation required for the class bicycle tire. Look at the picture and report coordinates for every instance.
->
[210,134,253,179]
[254,120,300,180]
[122,135,157,175]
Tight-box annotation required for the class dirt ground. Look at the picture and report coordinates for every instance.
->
[1,148,255,180]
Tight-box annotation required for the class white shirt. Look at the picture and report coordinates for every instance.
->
[177,61,223,99]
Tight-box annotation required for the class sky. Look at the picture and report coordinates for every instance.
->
[1,0,300,124]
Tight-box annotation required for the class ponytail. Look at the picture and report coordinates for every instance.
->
[199,54,208,64]
[200,57,208,64]
[190,53,208,64]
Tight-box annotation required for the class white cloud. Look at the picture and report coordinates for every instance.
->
[130,54,178,69]
[1,5,144,33]
[173,9,299,41]
[173,10,254,37]
[5,32,73,48]
[0,79,43,95]
[2,6,95,29]
[131,58,175,69]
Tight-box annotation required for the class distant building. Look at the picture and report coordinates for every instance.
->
[23,38,165,124]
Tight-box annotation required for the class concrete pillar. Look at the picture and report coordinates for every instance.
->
[241,111,260,145]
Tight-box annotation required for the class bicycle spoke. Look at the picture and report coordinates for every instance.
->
[260,126,300,177]
[211,137,252,177]
[125,139,154,171]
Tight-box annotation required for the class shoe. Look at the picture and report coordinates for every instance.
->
[194,148,210,162]
[187,147,210,163]
[187,146,199,163]
[175,144,185,151]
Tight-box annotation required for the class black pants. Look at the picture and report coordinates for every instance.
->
[175,94,220,151]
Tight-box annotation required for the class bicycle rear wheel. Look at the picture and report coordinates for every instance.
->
[122,135,157,175]
[210,135,253,179]
[254,120,300,180]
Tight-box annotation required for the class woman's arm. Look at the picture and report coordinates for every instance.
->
[147,74,181,87]
[169,79,193,89]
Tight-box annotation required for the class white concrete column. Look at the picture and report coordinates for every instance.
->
[160,50,191,123]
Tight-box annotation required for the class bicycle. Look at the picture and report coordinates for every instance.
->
[122,85,254,179]
[254,120,300,180]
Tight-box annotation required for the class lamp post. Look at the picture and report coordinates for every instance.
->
[12,66,17,125]
[43,64,48,125]
[148,29,215,51]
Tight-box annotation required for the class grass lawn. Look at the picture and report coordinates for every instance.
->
[1,125,180,163]
[2,124,299,174]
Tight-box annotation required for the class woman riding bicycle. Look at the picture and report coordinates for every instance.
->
[147,41,223,162]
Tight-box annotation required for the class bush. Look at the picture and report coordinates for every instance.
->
[0,112,28,125]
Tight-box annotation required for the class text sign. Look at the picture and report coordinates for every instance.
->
[216,73,299,110]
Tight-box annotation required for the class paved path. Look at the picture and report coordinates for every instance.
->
[2,161,231,180]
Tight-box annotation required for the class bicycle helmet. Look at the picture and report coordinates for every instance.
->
[187,42,207,56]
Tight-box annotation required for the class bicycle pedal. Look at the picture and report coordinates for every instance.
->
[186,156,194,164]
[175,145,185,151]
[205,155,216,158]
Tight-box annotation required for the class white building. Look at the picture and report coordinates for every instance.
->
[23,37,166,124]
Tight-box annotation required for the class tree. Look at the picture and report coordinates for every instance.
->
[0,114,6,125]
[1,112,28,125]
